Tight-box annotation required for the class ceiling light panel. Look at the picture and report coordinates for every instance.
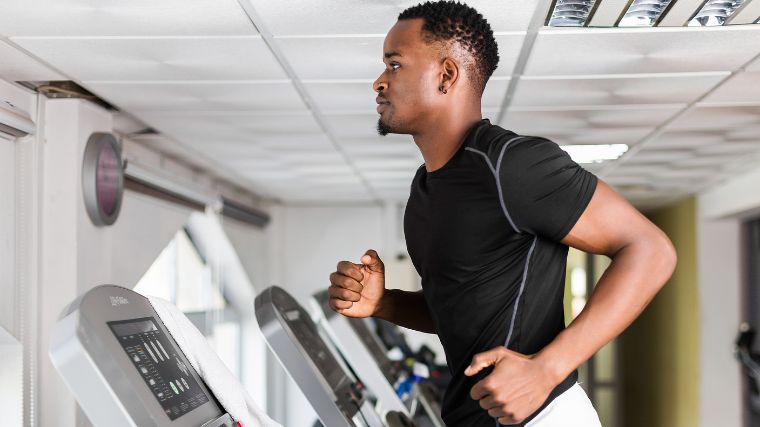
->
[86,82,306,112]
[513,74,725,107]
[0,0,256,37]
[14,37,285,81]
[618,0,676,27]
[657,0,709,25]
[688,0,746,26]
[728,0,760,23]
[0,40,63,81]
[525,27,760,76]
[547,0,601,27]
[247,0,539,35]
[560,144,629,163]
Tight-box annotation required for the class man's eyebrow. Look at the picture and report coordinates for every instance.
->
[384,51,402,59]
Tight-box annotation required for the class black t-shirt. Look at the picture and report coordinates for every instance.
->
[404,118,598,426]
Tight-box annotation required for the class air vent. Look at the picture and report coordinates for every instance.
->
[16,81,116,111]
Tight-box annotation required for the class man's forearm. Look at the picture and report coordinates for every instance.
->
[536,234,677,383]
[374,289,437,334]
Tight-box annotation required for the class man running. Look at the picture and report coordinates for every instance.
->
[328,1,677,425]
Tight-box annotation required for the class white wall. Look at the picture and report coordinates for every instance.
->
[0,139,15,334]
[35,98,196,426]
[697,162,760,427]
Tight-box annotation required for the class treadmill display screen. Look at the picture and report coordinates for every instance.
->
[108,317,210,420]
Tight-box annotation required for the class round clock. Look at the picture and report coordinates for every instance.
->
[82,132,124,226]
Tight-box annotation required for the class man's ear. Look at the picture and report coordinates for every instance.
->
[439,57,460,93]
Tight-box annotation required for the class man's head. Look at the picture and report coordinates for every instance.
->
[374,1,499,136]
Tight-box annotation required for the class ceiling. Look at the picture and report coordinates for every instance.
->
[1,0,760,209]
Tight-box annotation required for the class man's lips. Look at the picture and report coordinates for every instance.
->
[376,97,389,114]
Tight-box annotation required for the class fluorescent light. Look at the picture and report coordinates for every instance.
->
[548,0,599,26]
[618,0,675,26]
[560,144,629,163]
[688,0,746,26]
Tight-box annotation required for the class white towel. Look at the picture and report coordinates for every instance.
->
[149,296,282,427]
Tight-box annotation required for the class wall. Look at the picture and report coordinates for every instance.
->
[620,197,699,427]
[696,216,742,427]
[31,98,198,426]
[695,161,760,427]
[0,136,15,332]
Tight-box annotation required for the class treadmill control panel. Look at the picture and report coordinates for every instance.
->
[108,317,210,420]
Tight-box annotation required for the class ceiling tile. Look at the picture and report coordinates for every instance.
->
[669,105,760,131]
[278,34,523,81]
[14,37,285,81]
[307,78,509,112]
[701,71,760,105]
[502,106,682,131]
[142,112,322,141]
[0,0,256,37]
[86,82,306,112]
[513,74,725,107]
[647,130,729,149]
[249,0,538,35]
[0,40,64,81]
[537,127,653,146]
[525,27,760,76]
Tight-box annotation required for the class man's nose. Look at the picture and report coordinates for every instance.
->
[373,76,387,93]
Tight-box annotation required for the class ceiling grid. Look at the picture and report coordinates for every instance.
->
[1,0,759,208]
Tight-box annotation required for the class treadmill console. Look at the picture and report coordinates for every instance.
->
[255,286,384,427]
[49,285,234,427]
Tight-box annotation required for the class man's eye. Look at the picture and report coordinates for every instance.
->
[390,63,400,71]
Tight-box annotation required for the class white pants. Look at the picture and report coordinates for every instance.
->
[525,383,602,427]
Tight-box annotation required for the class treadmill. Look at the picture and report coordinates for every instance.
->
[49,285,235,427]
[312,290,445,427]
[255,286,413,427]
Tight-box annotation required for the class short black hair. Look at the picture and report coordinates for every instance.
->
[398,1,499,96]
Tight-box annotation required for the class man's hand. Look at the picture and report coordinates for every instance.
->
[465,346,558,425]
[328,249,386,318]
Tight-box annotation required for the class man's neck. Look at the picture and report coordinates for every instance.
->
[413,111,484,173]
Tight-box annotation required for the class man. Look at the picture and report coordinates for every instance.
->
[328,1,677,425]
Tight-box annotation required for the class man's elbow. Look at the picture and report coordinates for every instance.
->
[652,230,677,287]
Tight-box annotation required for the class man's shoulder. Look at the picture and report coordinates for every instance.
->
[465,123,554,164]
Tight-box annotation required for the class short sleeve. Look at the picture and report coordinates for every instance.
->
[498,137,598,241]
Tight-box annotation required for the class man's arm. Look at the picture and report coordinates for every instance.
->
[537,179,677,383]
[328,250,437,334]
[466,180,677,425]
[374,289,437,334]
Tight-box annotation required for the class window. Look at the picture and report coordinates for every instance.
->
[566,248,621,427]
[134,211,267,404]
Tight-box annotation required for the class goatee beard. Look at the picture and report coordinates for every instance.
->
[377,118,392,136]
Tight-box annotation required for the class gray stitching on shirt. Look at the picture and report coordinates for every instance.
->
[464,136,527,234]
[505,235,538,348]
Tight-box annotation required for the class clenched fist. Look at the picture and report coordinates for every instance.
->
[328,249,386,318]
